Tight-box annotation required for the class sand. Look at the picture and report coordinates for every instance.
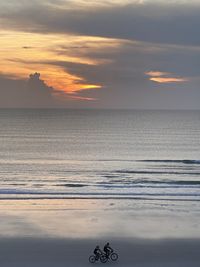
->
[0,199,200,266]
[0,237,200,267]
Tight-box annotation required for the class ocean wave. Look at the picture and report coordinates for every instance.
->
[76,159,200,164]
[54,183,88,187]
[0,195,199,202]
[116,170,200,175]
[0,188,199,197]
[138,159,200,164]
[99,179,200,189]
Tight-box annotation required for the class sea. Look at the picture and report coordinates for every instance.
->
[0,109,200,201]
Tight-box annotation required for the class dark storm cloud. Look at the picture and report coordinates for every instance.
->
[1,1,200,46]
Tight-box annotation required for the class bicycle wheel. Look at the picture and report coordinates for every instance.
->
[110,252,118,261]
[100,254,108,263]
[89,255,96,263]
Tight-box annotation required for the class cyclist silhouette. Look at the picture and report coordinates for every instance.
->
[89,243,118,263]
[93,245,102,260]
[103,242,113,258]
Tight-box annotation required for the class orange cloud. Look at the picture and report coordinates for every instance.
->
[0,30,123,100]
[149,77,188,83]
[145,70,188,84]
[145,71,170,77]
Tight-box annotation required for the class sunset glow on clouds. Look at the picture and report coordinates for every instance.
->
[0,0,200,108]
[149,77,188,83]
[146,71,188,84]
[0,30,122,99]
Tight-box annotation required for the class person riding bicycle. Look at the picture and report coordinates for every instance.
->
[103,242,113,258]
[93,245,102,260]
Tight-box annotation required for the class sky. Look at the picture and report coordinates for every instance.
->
[0,0,200,109]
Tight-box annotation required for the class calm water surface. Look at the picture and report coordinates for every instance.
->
[0,109,200,238]
[0,109,200,200]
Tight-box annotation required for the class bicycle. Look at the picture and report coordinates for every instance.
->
[103,250,118,263]
[89,252,107,263]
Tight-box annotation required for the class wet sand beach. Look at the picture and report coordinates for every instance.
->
[0,237,200,267]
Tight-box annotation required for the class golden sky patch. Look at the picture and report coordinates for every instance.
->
[0,30,122,99]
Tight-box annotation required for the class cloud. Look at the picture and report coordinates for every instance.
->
[0,72,55,108]
[149,77,188,83]
[27,72,55,102]
[0,72,104,108]
[1,1,200,46]
[145,71,188,83]
[23,37,199,109]
[145,71,170,77]
[0,1,200,109]
[0,30,111,96]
